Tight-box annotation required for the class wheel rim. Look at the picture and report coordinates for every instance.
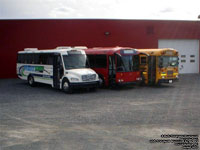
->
[63,82,69,90]
[29,77,33,85]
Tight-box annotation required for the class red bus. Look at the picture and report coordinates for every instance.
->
[84,47,142,87]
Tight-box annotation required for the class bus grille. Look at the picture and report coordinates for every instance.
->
[82,74,96,81]
[167,71,173,77]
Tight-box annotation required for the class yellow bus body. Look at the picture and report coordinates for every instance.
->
[138,48,179,85]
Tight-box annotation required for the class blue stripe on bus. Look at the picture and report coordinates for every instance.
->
[31,74,53,79]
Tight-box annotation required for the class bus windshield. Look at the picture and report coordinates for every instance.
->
[117,55,139,72]
[159,56,178,68]
[63,54,88,69]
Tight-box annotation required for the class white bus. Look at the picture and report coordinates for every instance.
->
[17,47,99,93]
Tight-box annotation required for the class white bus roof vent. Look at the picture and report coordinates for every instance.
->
[24,48,38,51]
[73,46,88,49]
[56,46,72,49]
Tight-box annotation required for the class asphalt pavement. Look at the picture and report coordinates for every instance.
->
[0,74,200,150]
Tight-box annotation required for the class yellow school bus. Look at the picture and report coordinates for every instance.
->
[138,48,179,85]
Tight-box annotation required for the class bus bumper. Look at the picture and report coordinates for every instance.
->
[158,78,179,84]
[117,81,137,86]
[70,81,99,89]
[117,77,143,86]
[117,80,142,86]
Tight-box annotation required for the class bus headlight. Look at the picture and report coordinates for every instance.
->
[136,77,142,81]
[173,73,179,78]
[161,73,166,79]
[118,79,124,82]
[70,77,79,82]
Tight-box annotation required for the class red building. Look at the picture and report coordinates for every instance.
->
[0,19,200,78]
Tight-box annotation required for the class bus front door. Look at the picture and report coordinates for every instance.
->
[53,54,63,89]
[108,56,116,85]
[148,56,156,85]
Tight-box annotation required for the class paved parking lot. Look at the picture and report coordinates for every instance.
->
[0,74,200,150]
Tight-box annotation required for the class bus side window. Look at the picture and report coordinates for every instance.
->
[39,54,43,64]
[47,54,53,65]
[20,54,25,63]
[95,55,107,68]
[24,54,28,63]
[28,54,34,64]
[87,55,96,67]
[18,54,28,64]
[39,54,48,64]
[26,54,30,64]
[140,56,147,65]
[17,54,22,63]
[31,54,34,64]
[34,54,39,64]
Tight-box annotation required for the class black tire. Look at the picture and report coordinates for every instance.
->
[28,75,36,87]
[62,79,72,94]
[99,75,105,88]
[110,81,117,89]
[156,81,161,86]
[139,75,145,86]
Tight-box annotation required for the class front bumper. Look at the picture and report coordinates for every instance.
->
[70,81,99,89]
[117,81,138,86]
[117,79,142,86]
[158,78,179,83]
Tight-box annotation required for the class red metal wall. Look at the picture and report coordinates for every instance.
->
[0,19,200,78]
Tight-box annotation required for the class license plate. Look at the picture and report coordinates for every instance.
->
[169,80,173,83]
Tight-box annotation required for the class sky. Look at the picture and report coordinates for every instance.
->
[0,0,200,20]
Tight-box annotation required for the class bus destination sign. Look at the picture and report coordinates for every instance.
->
[121,49,137,55]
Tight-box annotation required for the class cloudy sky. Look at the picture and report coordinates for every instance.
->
[0,0,199,20]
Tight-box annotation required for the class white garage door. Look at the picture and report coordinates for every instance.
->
[158,39,199,74]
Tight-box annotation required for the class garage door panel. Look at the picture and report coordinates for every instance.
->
[158,39,199,74]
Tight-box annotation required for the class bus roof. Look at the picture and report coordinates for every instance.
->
[137,48,178,56]
[18,46,87,54]
[85,46,139,55]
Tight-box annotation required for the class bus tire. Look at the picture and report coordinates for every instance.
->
[28,75,36,87]
[140,74,145,86]
[62,79,72,94]
[156,81,161,86]
[99,75,105,88]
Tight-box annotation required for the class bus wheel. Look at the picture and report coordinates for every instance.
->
[62,79,72,94]
[156,82,161,86]
[28,75,36,87]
